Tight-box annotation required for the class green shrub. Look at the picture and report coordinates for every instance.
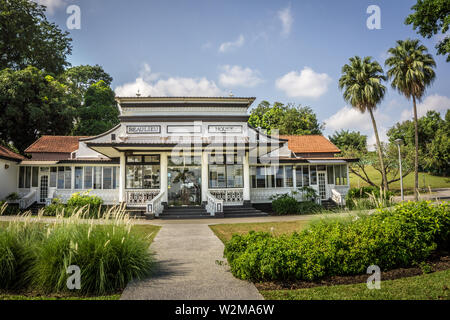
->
[297,201,323,214]
[346,186,394,210]
[5,192,20,201]
[272,195,299,215]
[224,201,449,281]
[66,191,103,212]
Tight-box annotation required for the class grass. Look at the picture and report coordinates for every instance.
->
[0,294,120,300]
[349,166,450,192]
[210,220,311,243]
[261,269,450,300]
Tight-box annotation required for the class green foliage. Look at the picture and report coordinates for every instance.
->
[329,130,367,152]
[346,186,394,210]
[72,81,119,136]
[271,192,322,215]
[63,65,113,97]
[388,110,449,176]
[66,191,103,212]
[405,0,450,61]
[0,206,154,295]
[224,201,449,281]
[0,0,72,74]
[5,193,20,201]
[0,66,79,153]
[44,192,104,218]
[248,101,324,135]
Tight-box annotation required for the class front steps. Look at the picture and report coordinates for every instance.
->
[223,205,268,218]
[159,206,211,219]
[29,202,45,214]
[321,199,339,210]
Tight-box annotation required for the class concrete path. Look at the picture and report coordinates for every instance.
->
[120,223,263,300]
[393,188,450,202]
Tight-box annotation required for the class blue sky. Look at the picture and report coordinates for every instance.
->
[39,0,449,146]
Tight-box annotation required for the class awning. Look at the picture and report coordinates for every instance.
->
[307,159,348,164]
[20,161,58,165]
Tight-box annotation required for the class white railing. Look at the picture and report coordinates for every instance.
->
[331,188,345,206]
[206,191,224,216]
[19,189,37,209]
[209,188,244,205]
[126,189,159,207]
[145,190,165,217]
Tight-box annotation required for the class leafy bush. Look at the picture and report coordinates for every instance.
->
[5,192,20,201]
[43,193,106,218]
[346,186,394,210]
[0,205,154,295]
[67,191,103,211]
[271,194,323,215]
[224,201,449,281]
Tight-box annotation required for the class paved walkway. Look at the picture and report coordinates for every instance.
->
[392,188,450,202]
[120,223,263,300]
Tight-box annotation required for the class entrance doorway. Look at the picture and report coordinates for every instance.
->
[168,166,201,206]
[317,172,327,200]
[40,175,49,203]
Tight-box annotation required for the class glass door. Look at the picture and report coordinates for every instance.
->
[168,166,201,206]
[317,172,327,200]
[40,175,49,203]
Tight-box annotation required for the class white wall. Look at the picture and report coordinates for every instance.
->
[0,159,18,200]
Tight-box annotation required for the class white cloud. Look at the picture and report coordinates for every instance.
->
[278,5,293,37]
[275,67,332,98]
[400,94,450,121]
[218,65,263,88]
[115,63,224,97]
[218,34,245,53]
[33,0,65,15]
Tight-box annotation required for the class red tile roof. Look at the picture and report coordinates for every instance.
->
[0,145,25,161]
[25,136,90,154]
[279,135,341,154]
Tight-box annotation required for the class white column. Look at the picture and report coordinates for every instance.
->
[160,152,168,203]
[243,151,250,201]
[119,153,126,203]
[71,165,75,190]
[201,151,208,203]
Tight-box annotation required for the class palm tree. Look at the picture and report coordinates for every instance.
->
[339,56,388,190]
[385,39,436,201]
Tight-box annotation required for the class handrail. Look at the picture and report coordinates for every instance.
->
[145,190,165,217]
[331,188,345,206]
[206,190,224,216]
[19,189,37,209]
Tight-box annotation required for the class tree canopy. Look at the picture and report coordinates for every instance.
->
[0,66,79,153]
[63,65,114,98]
[405,0,450,61]
[329,130,368,152]
[72,81,119,136]
[248,101,324,135]
[0,0,72,75]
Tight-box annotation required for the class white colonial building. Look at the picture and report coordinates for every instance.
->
[6,97,354,218]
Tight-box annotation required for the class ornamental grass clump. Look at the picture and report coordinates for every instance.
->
[0,204,154,295]
[224,201,449,281]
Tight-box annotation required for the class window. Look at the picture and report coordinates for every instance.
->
[327,166,334,184]
[19,167,25,188]
[285,166,293,187]
[57,167,64,189]
[103,167,112,189]
[64,167,72,189]
[310,165,317,185]
[93,167,102,189]
[84,167,93,189]
[25,167,31,188]
[266,166,275,188]
[208,154,243,188]
[256,167,266,188]
[113,167,118,189]
[275,166,284,187]
[303,166,310,186]
[334,165,347,185]
[32,167,39,187]
[250,167,256,188]
[50,167,57,187]
[126,156,160,189]
[295,166,303,187]
[75,167,83,189]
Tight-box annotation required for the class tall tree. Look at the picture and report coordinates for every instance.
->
[248,101,323,135]
[338,56,388,190]
[405,0,450,62]
[63,65,113,97]
[0,0,72,75]
[0,66,78,153]
[385,39,436,200]
[329,130,367,152]
[72,81,119,136]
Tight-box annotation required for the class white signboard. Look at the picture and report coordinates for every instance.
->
[208,125,242,133]
[127,125,161,134]
[167,125,202,133]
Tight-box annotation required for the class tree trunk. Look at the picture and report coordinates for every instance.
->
[412,96,419,201]
[368,108,388,191]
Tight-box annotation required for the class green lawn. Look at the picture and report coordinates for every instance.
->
[210,220,311,243]
[261,269,450,300]
[349,166,450,192]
